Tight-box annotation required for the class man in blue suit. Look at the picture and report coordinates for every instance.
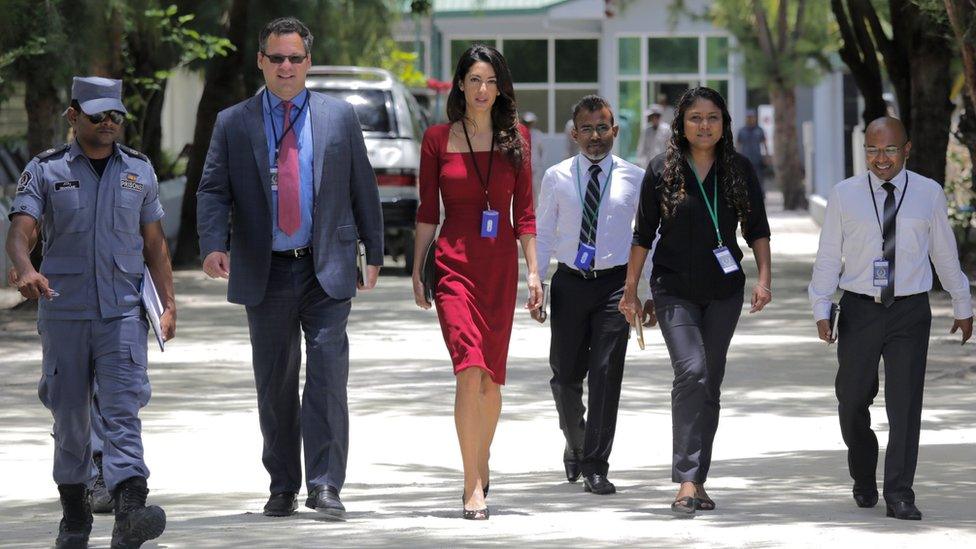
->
[197,17,383,521]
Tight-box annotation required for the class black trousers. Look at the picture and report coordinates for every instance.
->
[548,266,629,476]
[654,285,743,484]
[836,291,930,504]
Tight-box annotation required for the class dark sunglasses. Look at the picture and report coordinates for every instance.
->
[261,52,308,65]
[84,111,125,125]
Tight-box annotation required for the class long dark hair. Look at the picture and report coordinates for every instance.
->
[446,44,524,167]
[660,87,750,225]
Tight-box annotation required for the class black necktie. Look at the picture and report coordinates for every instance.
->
[881,181,896,307]
[579,163,602,254]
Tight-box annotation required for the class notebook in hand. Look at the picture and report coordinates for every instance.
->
[828,302,840,344]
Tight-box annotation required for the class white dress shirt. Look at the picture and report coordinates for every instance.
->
[809,168,974,321]
[536,153,652,297]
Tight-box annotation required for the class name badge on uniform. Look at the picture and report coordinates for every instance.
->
[872,259,889,287]
[270,167,278,192]
[120,173,143,192]
[481,209,499,238]
[713,246,739,274]
[574,243,596,271]
[54,180,80,192]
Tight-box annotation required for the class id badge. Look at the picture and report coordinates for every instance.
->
[713,246,739,274]
[872,259,889,287]
[270,166,278,192]
[481,209,499,238]
[574,243,596,271]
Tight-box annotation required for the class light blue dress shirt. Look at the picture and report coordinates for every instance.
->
[262,88,314,250]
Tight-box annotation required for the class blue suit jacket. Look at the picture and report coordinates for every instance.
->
[197,92,383,305]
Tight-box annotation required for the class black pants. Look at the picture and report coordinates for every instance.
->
[549,266,629,476]
[836,291,930,504]
[654,285,743,483]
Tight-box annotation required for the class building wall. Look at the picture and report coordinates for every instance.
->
[160,67,205,156]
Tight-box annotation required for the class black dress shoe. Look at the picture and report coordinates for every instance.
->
[564,461,582,483]
[886,501,922,520]
[306,486,346,521]
[582,473,616,495]
[263,492,298,517]
[853,492,878,508]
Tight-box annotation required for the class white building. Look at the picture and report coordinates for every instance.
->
[395,0,746,171]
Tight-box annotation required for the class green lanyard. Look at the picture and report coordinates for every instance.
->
[574,156,614,215]
[687,159,722,246]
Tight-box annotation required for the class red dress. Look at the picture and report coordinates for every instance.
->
[416,123,536,385]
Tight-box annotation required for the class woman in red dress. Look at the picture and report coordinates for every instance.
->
[412,44,542,520]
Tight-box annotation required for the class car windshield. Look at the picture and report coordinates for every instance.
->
[312,88,393,134]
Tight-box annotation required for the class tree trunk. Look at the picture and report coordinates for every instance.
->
[23,69,61,156]
[769,83,807,210]
[905,29,952,183]
[172,0,250,266]
[141,86,167,170]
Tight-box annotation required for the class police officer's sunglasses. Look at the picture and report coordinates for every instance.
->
[84,111,125,125]
[261,52,308,65]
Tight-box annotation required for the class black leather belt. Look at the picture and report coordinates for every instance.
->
[846,291,919,304]
[272,246,311,259]
[557,262,626,281]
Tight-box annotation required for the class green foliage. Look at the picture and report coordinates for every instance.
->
[946,149,976,230]
[121,3,234,150]
[702,0,837,88]
[380,48,427,88]
[0,38,46,95]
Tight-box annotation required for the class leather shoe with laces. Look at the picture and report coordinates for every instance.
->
[263,492,298,517]
[582,473,616,495]
[306,485,346,521]
[886,501,922,520]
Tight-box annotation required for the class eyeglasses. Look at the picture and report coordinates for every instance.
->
[576,124,613,136]
[261,52,308,65]
[84,111,125,125]
[864,144,904,157]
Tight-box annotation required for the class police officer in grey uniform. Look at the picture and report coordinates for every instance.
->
[5,76,175,549]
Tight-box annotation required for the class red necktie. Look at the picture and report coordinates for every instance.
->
[277,100,300,236]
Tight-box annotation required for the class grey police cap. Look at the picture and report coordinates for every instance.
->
[71,76,127,115]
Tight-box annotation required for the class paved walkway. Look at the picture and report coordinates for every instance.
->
[1,204,974,548]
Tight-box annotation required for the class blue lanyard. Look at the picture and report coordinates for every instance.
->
[574,155,614,214]
[265,89,309,167]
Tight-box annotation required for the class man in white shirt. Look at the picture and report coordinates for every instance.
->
[521,111,546,204]
[809,117,973,521]
[635,104,671,168]
[533,95,651,495]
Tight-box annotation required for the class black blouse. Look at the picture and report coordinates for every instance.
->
[633,152,770,301]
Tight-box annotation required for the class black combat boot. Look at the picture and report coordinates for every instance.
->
[56,483,92,549]
[110,476,165,549]
[89,453,115,514]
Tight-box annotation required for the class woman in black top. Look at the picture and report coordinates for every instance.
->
[619,87,771,517]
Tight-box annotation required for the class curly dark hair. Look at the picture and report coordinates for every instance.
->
[446,44,525,167]
[660,87,751,227]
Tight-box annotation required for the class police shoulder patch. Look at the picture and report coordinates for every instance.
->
[16,170,33,194]
[35,143,70,161]
[118,144,150,163]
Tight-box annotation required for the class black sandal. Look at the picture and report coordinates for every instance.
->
[671,496,698,518]
[462,507,489,520]
[694,484,715,510]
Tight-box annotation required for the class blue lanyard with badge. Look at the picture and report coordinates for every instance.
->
[265,89,310,191]
[688,159,739,274]
[868,172,908,288]
[462,121,499,238]
[573,156,614,270]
